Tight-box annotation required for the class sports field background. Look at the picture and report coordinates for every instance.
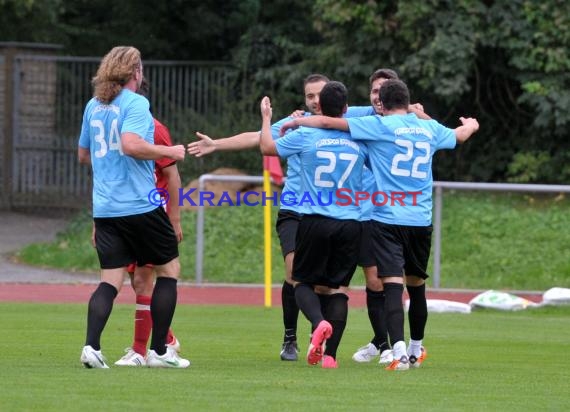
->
[0,197,569,411]
[1,302,569,411]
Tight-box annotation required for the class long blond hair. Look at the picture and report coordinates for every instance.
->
[92,46,141,104]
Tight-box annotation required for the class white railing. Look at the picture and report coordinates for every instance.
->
[432,181,570,288]
[194,177,570,287]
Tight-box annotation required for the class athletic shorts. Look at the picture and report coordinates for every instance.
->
[357,220,375,267]
[370,221,432,279]
[275,209,302,257]
[292,214,361,288]
[94,207,179,269]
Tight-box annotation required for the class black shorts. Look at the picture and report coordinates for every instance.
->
[276,209,301,257]
[370,221,432,279]
[292,214,361,288]
[94,207,179,269]
[358,220,375,267]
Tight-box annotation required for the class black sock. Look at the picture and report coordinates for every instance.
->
[366,288,388,350]
[282,281,299,342]
[407,283,428,341]
[318,294,331,318]
[150,277,178,355]
[323,294,348,359]
[85,282,118,351]
[383,282,405,346]
[294,283,324,329]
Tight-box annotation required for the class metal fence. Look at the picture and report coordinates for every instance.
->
[432,181,570,288]
[0,53,6,209]
[1,51,236,210]
[190,179,570,287]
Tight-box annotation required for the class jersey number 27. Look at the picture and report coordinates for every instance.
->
[314,150,358,188]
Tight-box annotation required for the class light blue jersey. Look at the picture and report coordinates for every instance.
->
[271,116,303,213]
[359,166,376,221]
[346,106,378,222]
[275,127,367,220]
[272,110,370,215]
[345,106,375,118]
[78,89,156,218]
[347,113,456,226]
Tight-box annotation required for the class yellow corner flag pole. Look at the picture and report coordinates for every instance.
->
[263,169,272,308]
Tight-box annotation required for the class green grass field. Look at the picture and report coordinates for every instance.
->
[17,191,570,290]
[1,302,569,411]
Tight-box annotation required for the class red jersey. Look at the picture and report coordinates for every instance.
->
[153,118,176,191]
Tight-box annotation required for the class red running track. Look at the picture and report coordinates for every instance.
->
[0,283,544,306]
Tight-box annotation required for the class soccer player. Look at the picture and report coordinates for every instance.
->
[349,69,401,365]
[77,46,189,368]
[279,78,479,370]
[349,68,430,365]
[260,81,368,368]
[187,74,330,361]
[114,78,183,366]
[352,164,395,365]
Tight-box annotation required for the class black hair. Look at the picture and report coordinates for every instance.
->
[379,79,410,110]
[303,73,330,87]
[369,68,399,86]
[319,81,348,117]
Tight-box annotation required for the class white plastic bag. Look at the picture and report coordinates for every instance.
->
[542,287,570,306]
[405,299,471,314]
[468,290,537,311]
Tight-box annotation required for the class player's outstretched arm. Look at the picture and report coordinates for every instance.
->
[123,133,185,160]
[279,115,349,136]
[455,117,480,143]
[259,96,277,155]
[187,131,260,157]
[289,109,306,118]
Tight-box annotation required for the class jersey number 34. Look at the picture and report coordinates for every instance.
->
[92,119,123,158]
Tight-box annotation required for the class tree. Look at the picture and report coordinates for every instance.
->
[308,0,570,182]
[0,0,258,60]
[2,0,568,182]
[0,0,66,44]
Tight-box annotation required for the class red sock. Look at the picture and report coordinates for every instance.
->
[167,328,176,346]
[132,295,152,356]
